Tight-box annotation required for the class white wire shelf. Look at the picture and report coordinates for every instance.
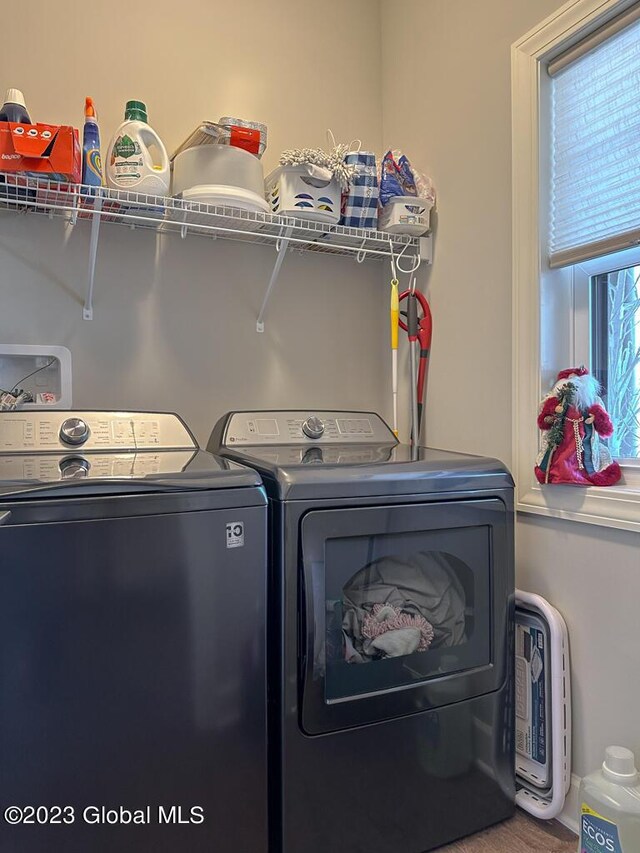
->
[0,174,431,327]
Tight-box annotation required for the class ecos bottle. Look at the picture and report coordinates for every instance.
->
[105,100,169,196]
[578,746,640,853]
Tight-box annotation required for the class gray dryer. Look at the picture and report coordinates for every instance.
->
[210,409,516,853]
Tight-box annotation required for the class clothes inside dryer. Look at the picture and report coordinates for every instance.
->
[341,552,468,662]
[317,525,492,702]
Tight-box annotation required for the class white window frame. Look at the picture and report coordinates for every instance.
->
[512,0,640,533]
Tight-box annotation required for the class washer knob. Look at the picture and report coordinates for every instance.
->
[59,417,90,446]
[59,456,91,480]
[302,416,325,440]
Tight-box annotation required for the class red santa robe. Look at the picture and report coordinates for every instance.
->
[534,369,622,487]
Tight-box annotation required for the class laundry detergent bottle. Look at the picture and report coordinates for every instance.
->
[105,100,169,196]
[578,746,640,852]
[0,88,31,123]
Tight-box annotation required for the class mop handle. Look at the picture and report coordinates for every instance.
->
[407,295,419,445]
[390,279,399,437]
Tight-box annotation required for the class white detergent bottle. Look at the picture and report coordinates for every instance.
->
[106,100,169,196]
[578,746,640,853]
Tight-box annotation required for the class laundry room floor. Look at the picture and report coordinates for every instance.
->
[439,810,576,851]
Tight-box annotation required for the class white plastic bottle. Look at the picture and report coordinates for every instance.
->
[105,100,169,196]
[578,746,640,852]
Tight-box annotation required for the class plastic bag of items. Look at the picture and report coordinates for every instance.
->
[379,149,435,236]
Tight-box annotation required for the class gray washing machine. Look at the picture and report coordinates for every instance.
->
[0,411,268,853]
[210,410,515,853]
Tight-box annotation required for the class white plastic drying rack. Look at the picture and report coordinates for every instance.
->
[0,174,432,329]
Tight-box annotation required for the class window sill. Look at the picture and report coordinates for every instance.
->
[517,477,640,533]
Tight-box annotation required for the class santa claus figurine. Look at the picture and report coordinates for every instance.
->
[535,366,622,486]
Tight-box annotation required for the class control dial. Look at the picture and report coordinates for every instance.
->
[302,416,325,440]
[59,417,90,446]
[59,456,91,480]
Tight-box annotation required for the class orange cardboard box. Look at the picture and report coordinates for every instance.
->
[0,122,81,183]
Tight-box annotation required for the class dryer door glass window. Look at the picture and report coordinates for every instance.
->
[323,527,489,701]
[300,499,510,733]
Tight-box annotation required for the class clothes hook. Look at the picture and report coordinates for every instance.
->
[356,238,368,264]
[396,241,422,275]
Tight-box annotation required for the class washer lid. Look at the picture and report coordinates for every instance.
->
[219,443,514,501]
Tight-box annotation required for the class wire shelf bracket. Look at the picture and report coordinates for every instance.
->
[256,223,293,332]
[83,194,103,320]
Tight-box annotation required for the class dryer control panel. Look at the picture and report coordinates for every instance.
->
[221,411,397,446]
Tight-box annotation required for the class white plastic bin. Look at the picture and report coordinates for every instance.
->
[379,196,432,236]
[265,165,340,224]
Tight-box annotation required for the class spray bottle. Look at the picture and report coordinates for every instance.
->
[82,97,102,187]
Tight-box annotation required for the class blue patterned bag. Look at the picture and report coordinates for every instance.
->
[341,151,379,229]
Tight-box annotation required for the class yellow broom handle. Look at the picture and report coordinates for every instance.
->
[390,279,399,348]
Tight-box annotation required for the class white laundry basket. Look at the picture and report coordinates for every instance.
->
[379,196,432,236]
[266,165,340,224]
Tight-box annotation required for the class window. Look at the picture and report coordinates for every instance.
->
[513,0,640,531]
[570,247,640,464]
[590,262,640,460]
[547,8,640,460]
[548,14,640,268]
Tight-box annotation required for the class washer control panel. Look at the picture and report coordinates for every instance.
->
[0,412,197,454]
[222,411,397,446]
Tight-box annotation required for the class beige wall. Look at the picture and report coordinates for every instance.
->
[381,0,640,827]
[3,0,382,174]
[381,0,566,463]
[0,0,387,445]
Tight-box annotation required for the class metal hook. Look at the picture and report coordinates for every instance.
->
[356,238,368,264]
[396,241,422,275]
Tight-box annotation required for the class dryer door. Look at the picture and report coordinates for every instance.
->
[299,498,512,734]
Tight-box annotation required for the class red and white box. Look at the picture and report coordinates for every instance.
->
[0,122,81,183]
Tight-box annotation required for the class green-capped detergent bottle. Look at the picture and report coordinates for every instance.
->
[578,747,640,853]
[106,100,169,196]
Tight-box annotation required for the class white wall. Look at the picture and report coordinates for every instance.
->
[518,515,640,819]
[0,0,387,444]
[381,0,640,827]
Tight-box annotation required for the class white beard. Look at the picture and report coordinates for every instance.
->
[551,374,600,410]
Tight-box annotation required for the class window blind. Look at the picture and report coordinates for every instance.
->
[549,15,640,268]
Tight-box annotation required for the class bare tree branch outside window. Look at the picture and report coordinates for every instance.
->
[605,267,640,459]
